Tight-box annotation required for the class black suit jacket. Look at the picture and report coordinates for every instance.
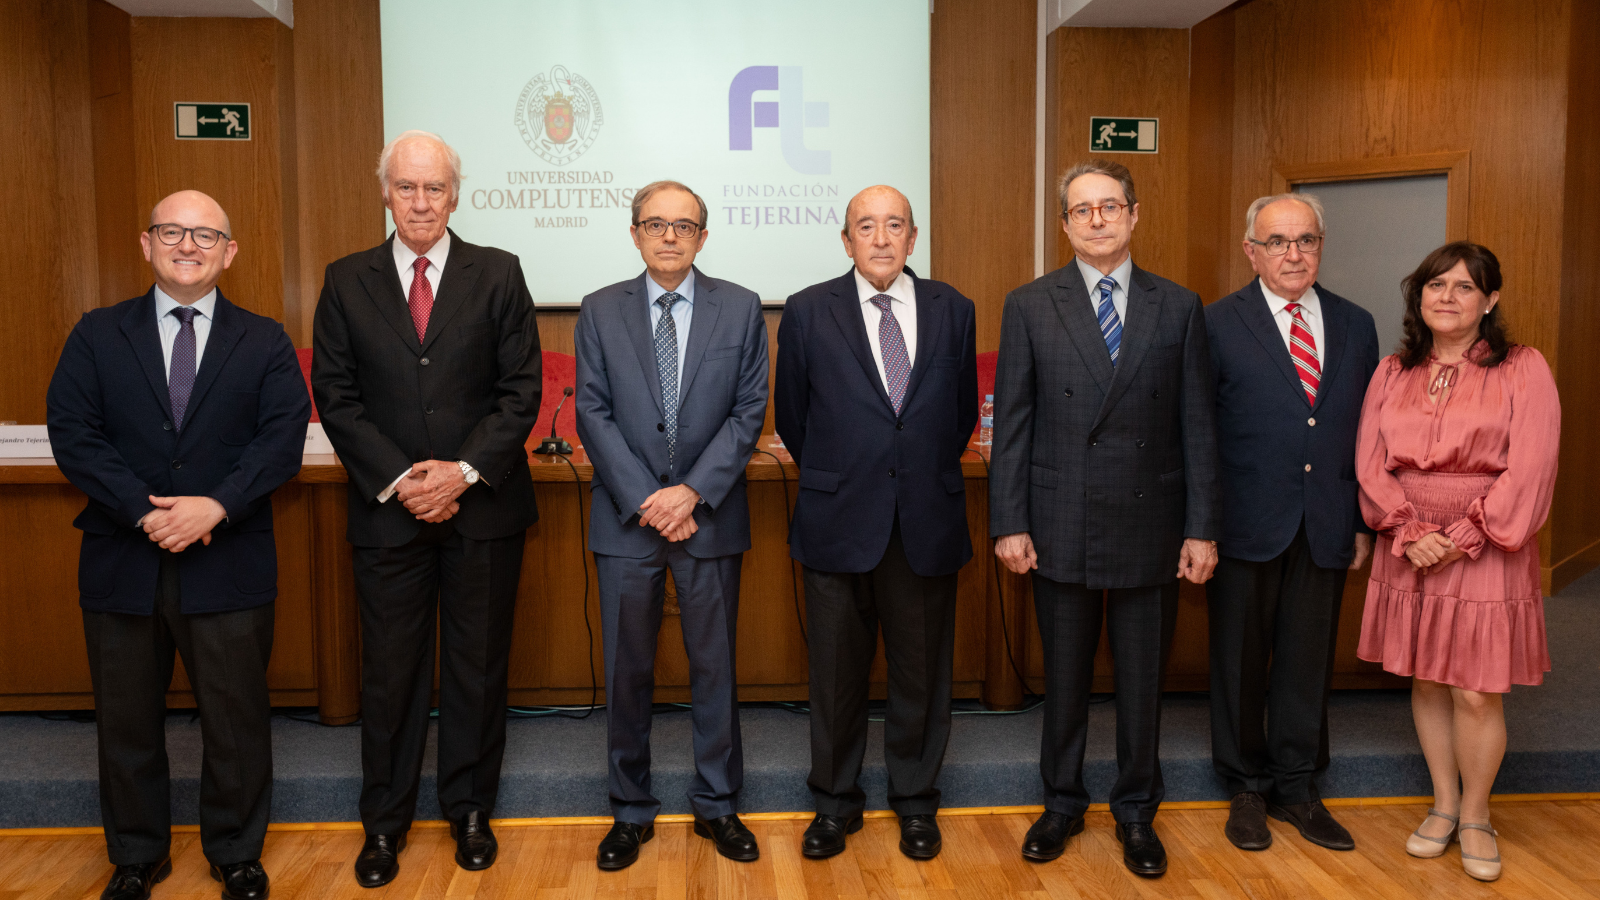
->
[775,267,979,577]
[311,231,542,547]
[1206,279,1380,568]
[46,289,310,614]
[989,261,1219,588]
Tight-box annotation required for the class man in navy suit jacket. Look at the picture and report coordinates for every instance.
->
[775,186,979,862]
[575,181,769,870]
[46,190,309,900]
[1205,193,1379,854]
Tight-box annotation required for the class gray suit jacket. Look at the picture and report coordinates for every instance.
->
[988,260,1219,588]
[575,267,769,559]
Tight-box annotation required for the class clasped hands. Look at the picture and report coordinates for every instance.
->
[141,494,226,552]
[993,532,1221,585]
[1404,531,1463,575]
[396,459,469,522]
[638,484,700,543]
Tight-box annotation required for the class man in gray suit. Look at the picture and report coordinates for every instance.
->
[574,180,769,871]
[990,160,1220,877]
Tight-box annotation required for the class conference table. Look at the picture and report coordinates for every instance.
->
[0,437,1399,724]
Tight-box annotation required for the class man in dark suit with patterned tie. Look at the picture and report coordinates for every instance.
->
[47,190,310,900]
[990,161,1220,877]
[575,181,769,870]
[1205,193,1379,853]
[775,185,979,861]
[311,131,542,888]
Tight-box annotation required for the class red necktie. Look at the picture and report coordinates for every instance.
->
[408,256,432,343]
[1285,301,1320,405]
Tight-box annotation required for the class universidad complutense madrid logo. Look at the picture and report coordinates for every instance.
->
[515,65,603,166]
[728,66,830,175]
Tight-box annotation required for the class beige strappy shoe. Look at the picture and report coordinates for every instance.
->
[1459,822,1501,881]
[1405,808,1458,858]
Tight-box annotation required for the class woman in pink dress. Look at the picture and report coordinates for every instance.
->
[1355,242,1559,882]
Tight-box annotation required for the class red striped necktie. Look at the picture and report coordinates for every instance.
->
[1285,301,1320,406]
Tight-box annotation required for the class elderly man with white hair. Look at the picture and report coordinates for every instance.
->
[311,130,543,888]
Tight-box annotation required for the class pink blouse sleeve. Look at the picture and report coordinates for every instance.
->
[1357,357,1441,556]
[1442,347,1561,558]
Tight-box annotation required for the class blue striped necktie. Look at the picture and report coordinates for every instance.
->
[169,306,198,430]
[1095,275,1122,366]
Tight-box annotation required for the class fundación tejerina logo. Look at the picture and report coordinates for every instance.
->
[515,65,603,166]
[728,66,830,175]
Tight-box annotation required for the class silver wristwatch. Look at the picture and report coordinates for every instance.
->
[457,460,479,485]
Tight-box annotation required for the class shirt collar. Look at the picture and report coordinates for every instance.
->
[1075,255,1134,295]
[392,229,452,277]
[1259,279,1320,317]
[854,268,914,307]
[154,284,218,322]
[645,268,696,306]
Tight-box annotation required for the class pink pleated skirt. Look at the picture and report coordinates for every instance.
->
[1357,470,1550,693]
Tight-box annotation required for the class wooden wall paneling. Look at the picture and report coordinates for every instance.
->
[1551,0,1600,594]
[1186,5,1237,304]
[129,18,293,323]
[1051,27,1190,284]
[291,0,385,350]
[0,486,95,705]
[2,0,98,424]
[1042,23,1061,273]
[273,23,301,344]
[87,0,145,309]
[507,479,606,706]
[729,480,810,693]
[310,483,361,723]
[929,0,1036,352]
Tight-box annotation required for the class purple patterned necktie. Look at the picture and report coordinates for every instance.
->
[870,294,911,415]
[169,306,198,431]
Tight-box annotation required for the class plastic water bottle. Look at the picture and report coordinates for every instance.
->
[978,394,994,445]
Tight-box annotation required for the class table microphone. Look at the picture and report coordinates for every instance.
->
[537,386,575,455]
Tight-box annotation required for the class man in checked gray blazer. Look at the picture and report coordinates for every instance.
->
[989,160,1220,877]
[574,180,769,871]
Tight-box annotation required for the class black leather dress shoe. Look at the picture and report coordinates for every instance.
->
[1269,797,1355,850]
[451,810,498,870]
[801,812,862,859]
[1226,792,1273,851]
[898,814,942,859]
[1114,822,1168,877]
[1020,810,1085,861]
[597,822,654,870]
[693,814,759,862]
[100,857,172,900]
[354,833,405,889]
[210,860,270,900]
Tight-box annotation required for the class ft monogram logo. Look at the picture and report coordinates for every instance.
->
[727,66,830,175]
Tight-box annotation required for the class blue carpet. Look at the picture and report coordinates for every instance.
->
[3,571,1596,828]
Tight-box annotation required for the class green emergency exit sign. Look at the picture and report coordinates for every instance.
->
[174,103,251,140]
[1090,117,1158,153]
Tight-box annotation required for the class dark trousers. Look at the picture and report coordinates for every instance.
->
[804,519,958,818]
[596,547,744,825]
[1033,575,1178,823]
[1207,526,1346,804]
[83,552,275,866]
[353,523,526,833]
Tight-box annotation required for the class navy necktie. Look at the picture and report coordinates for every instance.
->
[1095,276,1122,366]
[655,293,681,464]
[169,306,198,430]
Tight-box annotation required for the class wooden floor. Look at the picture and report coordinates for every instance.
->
[6,801,1600,899]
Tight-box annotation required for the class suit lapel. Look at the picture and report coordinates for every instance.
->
[1050,262,1115,393]
[827,269,895,413]
[895,268,943,413]
[622,272,666,416]
[1234,278,1306,406]
[1311,284,1348,414]
[675,267,723,407]
[420,230,482,354]
[181,292,245,429]
[121,290,173,419]
[1093,265,1159,429]
[358,237,423,355]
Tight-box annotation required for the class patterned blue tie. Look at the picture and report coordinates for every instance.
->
[870,294,912,415]
[1096,276,1122,366]
[654,293,680,464]
[169,306,198,430]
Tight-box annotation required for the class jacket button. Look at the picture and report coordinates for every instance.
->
[660,474,669,483]
[1089,438,1097,446]
[1308,417,1317,426]
[1064,389,1073,398]
[657,423,665,432]
[1305,463,1313,472]
[171,460,182,469]
[896,422,904,431]
[420,357,430,366]
[1136,439,1146,448]
[1152,389,1161,398]
[162,421,173,431]
[425,407,434,415]
[888,468,896,477]
[1135,489,1144,498]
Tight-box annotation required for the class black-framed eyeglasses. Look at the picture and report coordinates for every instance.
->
[1248,235,1323,256]
[635,218,702,239]
[149,224,229,249]
[1064,202,1126,224]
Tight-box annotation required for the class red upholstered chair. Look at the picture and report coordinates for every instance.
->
[975,350,998,434]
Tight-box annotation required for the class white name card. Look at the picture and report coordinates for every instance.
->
[304,423,336,455]
[0,425,53,458]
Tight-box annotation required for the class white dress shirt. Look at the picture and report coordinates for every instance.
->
[1260,281,1325,361]
[854,268,918,391]
[1076,255,1133,324]
[379,231,458,503]
[645,268,695,392]
[154,286,217,380]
